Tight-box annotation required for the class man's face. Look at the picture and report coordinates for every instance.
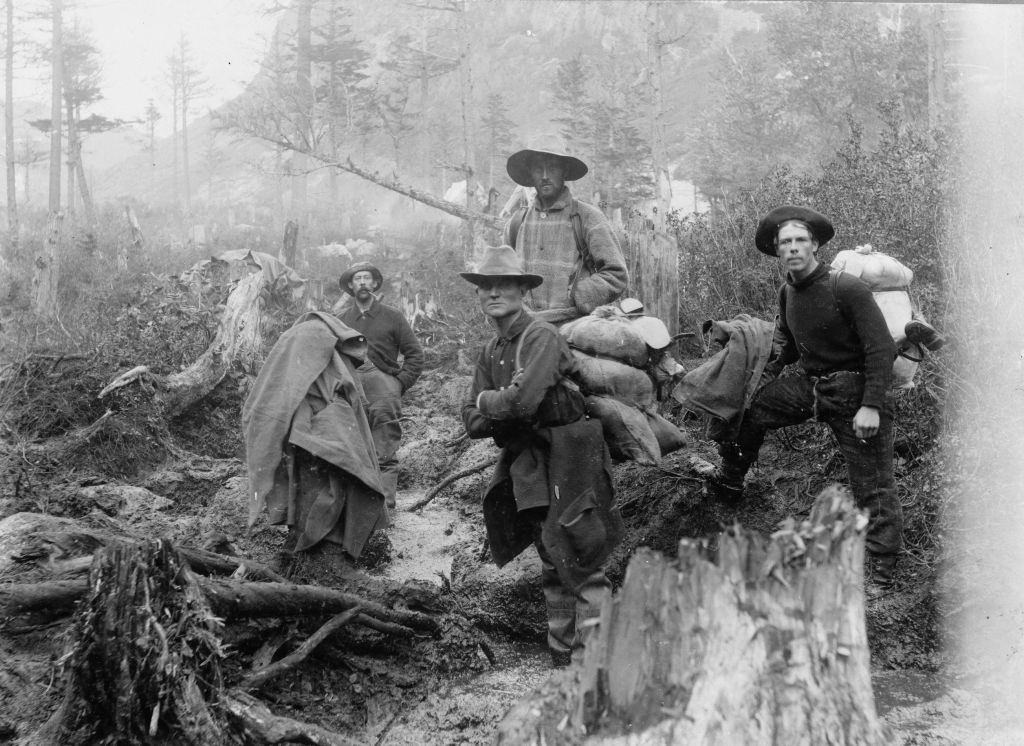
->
[528,156,566,202]
[349,270,378,299]
[775,221,819,280]
[476,277,527,320]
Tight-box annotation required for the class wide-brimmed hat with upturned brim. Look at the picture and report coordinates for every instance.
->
[459,245,544,289]
[506,148,589,187]
[339,261,383,295]
[754,205,835,256]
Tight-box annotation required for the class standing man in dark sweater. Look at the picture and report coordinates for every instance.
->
[707,206,902,585]
[338,261,424,510]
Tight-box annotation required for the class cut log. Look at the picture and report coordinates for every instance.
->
[495,485,892,745]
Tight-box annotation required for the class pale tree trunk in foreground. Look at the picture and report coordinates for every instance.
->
[497,486,890,745]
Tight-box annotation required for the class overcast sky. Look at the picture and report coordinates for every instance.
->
[15,0,275,132]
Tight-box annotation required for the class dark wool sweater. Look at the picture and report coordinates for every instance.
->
[775,262,896,409]
[338,299,424,392]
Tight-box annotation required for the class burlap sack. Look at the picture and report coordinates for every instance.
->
[572,351,655,407]
[561,313,649,368]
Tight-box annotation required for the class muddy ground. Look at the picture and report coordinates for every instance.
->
[0,350,1008,744]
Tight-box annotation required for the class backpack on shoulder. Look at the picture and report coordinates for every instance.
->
[827,246,923,389]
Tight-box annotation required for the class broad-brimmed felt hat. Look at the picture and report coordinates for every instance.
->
[339,261,383,295]
[506,148,589,187]
[459,245,543,289]
[754,205,835,256]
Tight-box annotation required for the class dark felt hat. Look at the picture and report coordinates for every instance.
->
[339,261,383,295]
[459,245,543,289]
[506,148,589,187]
[754,205,835,256]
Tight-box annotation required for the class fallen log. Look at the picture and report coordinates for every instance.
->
[222,690,361,746]
[0,512,284,584]
[495,485,892,745]
[1,574,439,634]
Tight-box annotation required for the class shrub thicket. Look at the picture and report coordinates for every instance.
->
[673,109,950,330]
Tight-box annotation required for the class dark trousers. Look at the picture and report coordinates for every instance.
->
[359,367,403,509]
[534,532,610,656]
[721,374,902,557]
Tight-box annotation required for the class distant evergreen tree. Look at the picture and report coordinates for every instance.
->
[479,93,516,188]
[552,55,652,211]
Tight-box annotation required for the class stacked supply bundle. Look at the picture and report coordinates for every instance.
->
[560,305,686,465]
[830,244,922,389]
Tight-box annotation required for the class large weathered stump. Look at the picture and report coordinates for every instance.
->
[497,485,890,745]
[34,539,228,744]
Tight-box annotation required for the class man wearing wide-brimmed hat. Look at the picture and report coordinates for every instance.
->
[337,261,423,510]
[460,245,623,667]
[708,205,903,588]
[503,147,628,323]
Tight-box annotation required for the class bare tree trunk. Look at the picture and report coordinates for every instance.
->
[64,96,75,217]
[171,74,179,210]
[282,219,299,266]
[456,0,479,263]
[4,0,17,257]
[646,1,672,229]
[75,155,97,241]
[34,0,63,317]
[182,98,192,216]
[291,0,312,232]
[497,486,891,744]
[122,204,143,271]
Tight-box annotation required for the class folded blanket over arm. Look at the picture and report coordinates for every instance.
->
[672,314,776,443]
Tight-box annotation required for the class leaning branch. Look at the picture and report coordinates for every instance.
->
[408,456,498,512]
[239,607,362,691]
[234,134,503,230]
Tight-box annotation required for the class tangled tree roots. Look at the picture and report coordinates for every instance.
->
[39,539,229,744]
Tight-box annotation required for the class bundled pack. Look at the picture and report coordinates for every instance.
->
[561,307,649,367]
[562,304,687,464]
[571,351,655,408]
[830,244,922,389]
[830,244,914,290]
[584,396,686,466]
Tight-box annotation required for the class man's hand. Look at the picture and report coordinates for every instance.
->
[852,406,880,439]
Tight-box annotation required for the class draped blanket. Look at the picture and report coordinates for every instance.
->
[243,312,386,557]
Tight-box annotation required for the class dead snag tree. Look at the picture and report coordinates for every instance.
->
[496,486,891,745]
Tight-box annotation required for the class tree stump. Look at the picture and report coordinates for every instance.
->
[496,485,891,745]
[37,539,229,744]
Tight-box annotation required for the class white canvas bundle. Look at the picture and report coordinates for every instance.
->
[830,244,914,290]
